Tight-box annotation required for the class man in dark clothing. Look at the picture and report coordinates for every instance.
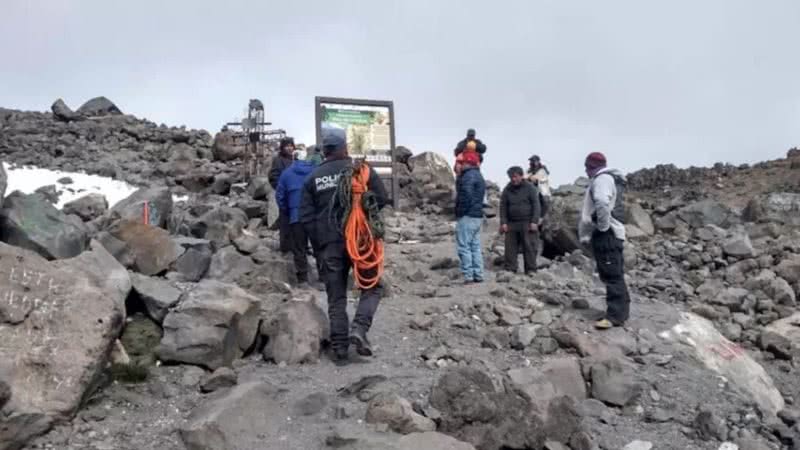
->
[299,128,387,365]
[270,137,295,253]
[454,129,487,162]
[454,151,486,283]
[276,150,318,284]
[499,166,541,274]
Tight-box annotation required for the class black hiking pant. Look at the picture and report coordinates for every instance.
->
[319,241,382,352]
[505,222,538,273]
[279,212,291,253]
[591,229,631,325]
[290,222,310,283]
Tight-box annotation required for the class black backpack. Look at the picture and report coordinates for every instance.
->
[591,172,626,223]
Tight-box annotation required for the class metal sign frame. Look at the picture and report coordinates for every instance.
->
[315,96,399,209]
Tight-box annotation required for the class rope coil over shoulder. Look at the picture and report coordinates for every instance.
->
[338,162,385,289]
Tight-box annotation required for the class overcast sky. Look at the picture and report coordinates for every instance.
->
[1,0,799,185]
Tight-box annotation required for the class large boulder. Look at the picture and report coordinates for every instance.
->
[541,190,585,257]
[261,299,329,365]
[172,237,213,282]
[62,193,108,222]
[207,245,257,282]
[366,393,437,434]
[625,203,654,235]
[108,221,183,276]
[768,193,800,226]
[179,382,289,450]
[776,255,800,284]
[50,99,80,122]
[211,130,243,162]
[51,240,132,319]
[76,96,122,116]
[430,368,583,449]
[588,358,640,407]
[722,229,754,258]
[507,357,588,415]
[109,187,173,229]
[0,242,127,450]
[157,280,260,370]
[130,273,182,324]
[189,206,248,250]
[677,200,736,229]
[0,192,89,260]
[765,313,800,358]
[660,312,784,417]
[409,152,455,187]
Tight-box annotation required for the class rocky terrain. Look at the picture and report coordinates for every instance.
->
[1,98,800,450]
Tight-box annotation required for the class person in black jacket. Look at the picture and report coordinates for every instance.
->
[270,137,295,253]
[454,129,487,162]
[454,151,486,283]
[299,128,387,366]
[500,166,541,274]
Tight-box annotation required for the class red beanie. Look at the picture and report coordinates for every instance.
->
[462,151,481,166]
[585,152,607,168]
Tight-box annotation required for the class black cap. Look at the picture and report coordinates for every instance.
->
[529,155,541,162]
[467,128,476,137]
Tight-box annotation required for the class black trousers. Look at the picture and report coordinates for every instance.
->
[319,241,382,351]
[591,230,631,324]
[290,222,310,283]
[505,222,538,273]
[279,213,291,253]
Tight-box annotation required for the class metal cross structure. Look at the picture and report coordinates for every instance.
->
[225,99,287,180]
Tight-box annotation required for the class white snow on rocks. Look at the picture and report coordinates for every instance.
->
[2,162,186,208]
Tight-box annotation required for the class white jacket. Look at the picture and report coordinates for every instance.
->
[528,168,551,198]
[578,168,626,242]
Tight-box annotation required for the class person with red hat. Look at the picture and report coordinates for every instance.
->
[578,152,631,329]
[454,151,486,283]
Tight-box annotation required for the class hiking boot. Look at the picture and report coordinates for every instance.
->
[473,277,484,284]
[350,328,373,357]
[332,348,349,366]
[594,318,623,330]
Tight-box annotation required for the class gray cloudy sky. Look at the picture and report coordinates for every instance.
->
[2,0,799,185]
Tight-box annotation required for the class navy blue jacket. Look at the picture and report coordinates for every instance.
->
[455,166,486,219]
[276,160,315,224]
[300,157,387,249]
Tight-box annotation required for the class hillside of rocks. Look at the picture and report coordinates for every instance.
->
[1,99,799,450]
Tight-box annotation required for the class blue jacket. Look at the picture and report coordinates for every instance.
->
[276,160,315,224]
[455,166,486,219]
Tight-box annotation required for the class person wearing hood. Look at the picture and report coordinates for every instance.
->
[270,137,296,253]
[578,152,631,330]
[276,149,318,284]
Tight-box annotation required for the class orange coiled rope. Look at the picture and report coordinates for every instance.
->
[345,163,384,289]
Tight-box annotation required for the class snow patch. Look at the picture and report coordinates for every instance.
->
[1,163,187,209]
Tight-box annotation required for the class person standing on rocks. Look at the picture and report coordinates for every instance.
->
[270,137,296,254]
[454,129,487,163]
[500,166,541,274]
[299,128,387,365]
[454,151,487,283]
[276,149,319,286]
[578,152,631,329]
[527,155,551,224]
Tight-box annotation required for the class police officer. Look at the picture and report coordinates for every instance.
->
[299,128,388,365]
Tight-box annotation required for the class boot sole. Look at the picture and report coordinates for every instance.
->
[350,336,373,357]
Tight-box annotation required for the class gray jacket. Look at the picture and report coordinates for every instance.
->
[578,168,626,242]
